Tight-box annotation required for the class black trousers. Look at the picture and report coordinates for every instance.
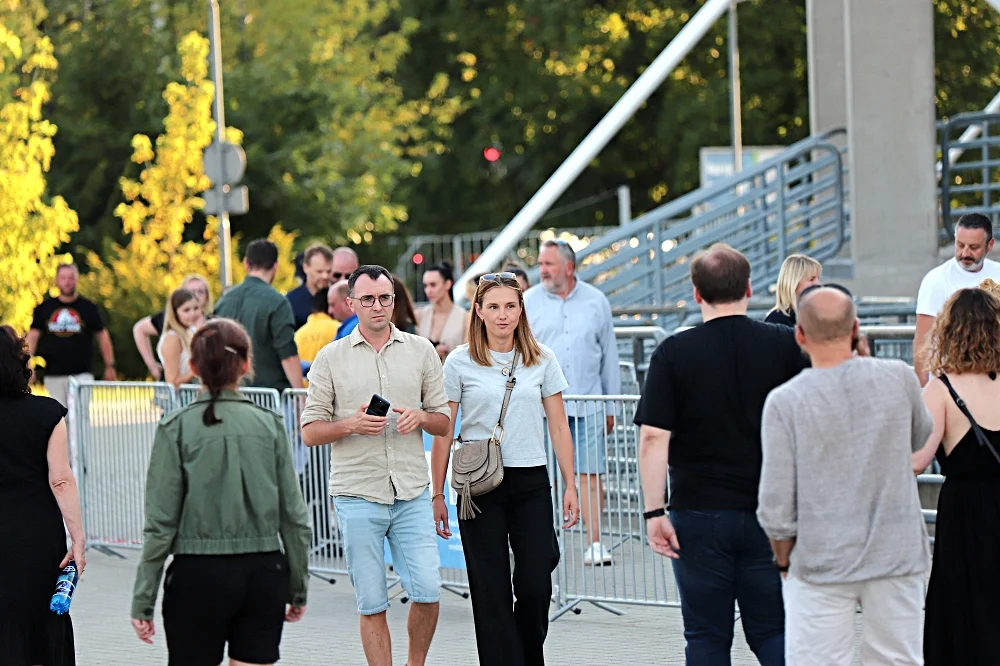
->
[459,466,560,666]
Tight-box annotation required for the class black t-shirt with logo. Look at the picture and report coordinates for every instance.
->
[30,297,106,376]
[634,315,810,511]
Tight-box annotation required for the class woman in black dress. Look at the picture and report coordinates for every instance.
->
[0,324,85,665]
[913,287,1000,664]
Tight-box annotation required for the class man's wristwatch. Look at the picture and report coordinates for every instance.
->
[642,507,666,521]
[773,556,790,573]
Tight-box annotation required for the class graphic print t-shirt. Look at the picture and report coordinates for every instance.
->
[30,297,105,375]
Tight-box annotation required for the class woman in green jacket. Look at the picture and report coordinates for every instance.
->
[130,318,311,666]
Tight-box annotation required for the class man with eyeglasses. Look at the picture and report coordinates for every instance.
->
[332,246,360,286]
[301,265,451,666]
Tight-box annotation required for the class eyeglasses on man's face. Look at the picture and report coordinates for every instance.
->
[479,272,517,284]
[352,294,395,308]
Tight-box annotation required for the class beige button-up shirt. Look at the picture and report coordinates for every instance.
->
[300,324,449,504]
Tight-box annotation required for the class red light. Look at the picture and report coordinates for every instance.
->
[413,253,424,265]
[483,147,501,162]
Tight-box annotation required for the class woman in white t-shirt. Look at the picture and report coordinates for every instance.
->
[431,272,579,666]
[157,287,203,389]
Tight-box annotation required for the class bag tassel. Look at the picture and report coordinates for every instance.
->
[459,481,481,520]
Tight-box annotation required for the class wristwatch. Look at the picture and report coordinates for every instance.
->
[773,556,790,573]
[642,507,666,521]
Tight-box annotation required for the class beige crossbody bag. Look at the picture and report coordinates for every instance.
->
[450,349,518,520]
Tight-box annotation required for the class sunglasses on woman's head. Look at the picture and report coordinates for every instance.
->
[478,272,517,284]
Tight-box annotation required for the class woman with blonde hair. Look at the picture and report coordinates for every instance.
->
[431,272,579,666]
[914,287,1000,664]
[157,288,203,389]
[133,274,213,379]
[766,254,822,326]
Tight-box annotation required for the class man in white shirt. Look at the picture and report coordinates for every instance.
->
[914,213,1000,385]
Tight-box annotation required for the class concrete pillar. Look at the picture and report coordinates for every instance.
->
[843,0,938,297]
[806,0,847,136]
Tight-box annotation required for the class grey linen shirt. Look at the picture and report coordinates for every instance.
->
[299,324,450,504]
[523,280,620,415]
[757,357,932,585]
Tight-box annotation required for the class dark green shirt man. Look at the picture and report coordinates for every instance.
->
[214,240,304,391]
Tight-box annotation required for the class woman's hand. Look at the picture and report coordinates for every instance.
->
[59,539,86,577]
[435,343,450,360]
[433,495,451,539]
[286,605,307,622]
[132,619,156,644]
[562,485,580,529]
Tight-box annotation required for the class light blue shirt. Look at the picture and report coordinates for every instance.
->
[523,279,620,415]
[335,313,359,340]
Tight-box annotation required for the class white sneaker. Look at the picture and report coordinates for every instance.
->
[583,542,613,566]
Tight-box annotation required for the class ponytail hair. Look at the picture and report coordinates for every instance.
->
[189,318,253,426]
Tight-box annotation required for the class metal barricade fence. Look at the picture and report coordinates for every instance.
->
[69,379,175,556]
[548,395,681,619]
[281,389,348,580]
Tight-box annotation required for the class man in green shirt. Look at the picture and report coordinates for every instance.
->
[214,239,305,392]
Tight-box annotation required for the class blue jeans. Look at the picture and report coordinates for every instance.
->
[670,509,785,666]
[332,490,442,615]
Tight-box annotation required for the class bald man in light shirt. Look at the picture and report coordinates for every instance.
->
[758,287,932,665]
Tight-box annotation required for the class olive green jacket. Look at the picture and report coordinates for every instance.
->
[131,390,311,620]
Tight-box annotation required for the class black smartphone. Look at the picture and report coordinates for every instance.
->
[366,394,390,417]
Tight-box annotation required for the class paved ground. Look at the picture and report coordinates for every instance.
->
[74,550,762,665]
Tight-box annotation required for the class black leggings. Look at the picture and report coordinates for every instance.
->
[459,466,560,666]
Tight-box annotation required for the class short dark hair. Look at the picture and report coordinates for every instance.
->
[957,213,993,241]
[245,239,278,271]
[303,243,334,265]
[689,243,751,305]
[0,325,31,398]
[312,286,330,313]
[347,265,393,296]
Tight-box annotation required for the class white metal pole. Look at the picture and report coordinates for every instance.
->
[729,1,743,173]
[208,0,232,290]
[455,0,733,291]
[617,185,632,226]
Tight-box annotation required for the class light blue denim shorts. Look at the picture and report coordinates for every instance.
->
[568,412,607,475]
[332,489,442,615]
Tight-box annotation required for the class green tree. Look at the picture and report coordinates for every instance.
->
[0,0,79,332]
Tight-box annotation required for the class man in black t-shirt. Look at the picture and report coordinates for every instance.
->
[635,243,808,665]
[27,263,117,407]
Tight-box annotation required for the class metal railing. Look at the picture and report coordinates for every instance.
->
[532,129,849,313]
[939,112,1000,239]
[390,225,613,297]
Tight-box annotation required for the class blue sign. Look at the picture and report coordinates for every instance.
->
[384,409,466,570]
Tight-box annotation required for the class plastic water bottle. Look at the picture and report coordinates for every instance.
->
[49,561,79,615]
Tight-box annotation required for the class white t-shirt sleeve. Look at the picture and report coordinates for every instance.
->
[443,348,463,403]
[540,348,569,398]
[915,269,945,316]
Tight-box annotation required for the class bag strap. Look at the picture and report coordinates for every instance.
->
[496,349,519,430]
[939,374,1000,466]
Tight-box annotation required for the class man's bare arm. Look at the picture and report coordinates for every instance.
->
[281,355,305,389]
[639,425,670,512]
[770,537,796,567]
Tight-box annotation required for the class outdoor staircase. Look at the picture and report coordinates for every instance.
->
[528,129,851,313]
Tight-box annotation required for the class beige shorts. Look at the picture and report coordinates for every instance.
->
[44,373,95,408]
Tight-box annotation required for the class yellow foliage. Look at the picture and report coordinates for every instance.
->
[0,0,79,332]
[78,31,296,377]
